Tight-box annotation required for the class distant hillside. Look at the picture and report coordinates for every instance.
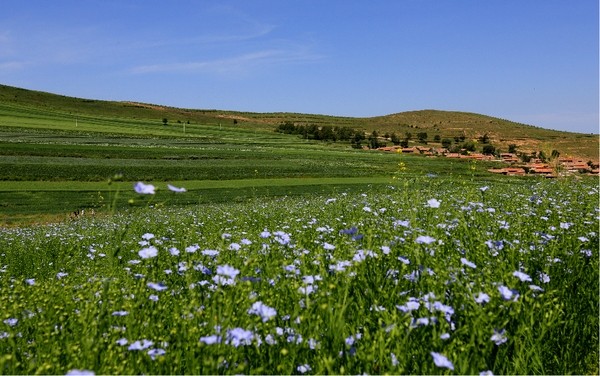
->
[0,84,597,161]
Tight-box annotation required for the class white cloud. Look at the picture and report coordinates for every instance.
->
[131,47,323,75]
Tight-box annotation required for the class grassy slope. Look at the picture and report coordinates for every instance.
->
[1,84,597,160]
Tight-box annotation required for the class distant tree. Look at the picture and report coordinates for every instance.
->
[384,132,391,140]
[538,150,547,162]
[508,144,517,153]
[433,135,441,142]
[417,132,428,143]
[233,119,238,125]
[520,154,531,163]
[162,118,168,126]
[390,132,401,145]
[482,144,496,155]
[441,138,452,149]
[454,136,461,143]
[400,139,409,148]
[478,133,490,144]
[551,149,560,159]
[405,132,413,140]
[463,141,476,152]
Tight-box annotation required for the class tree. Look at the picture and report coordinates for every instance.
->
[405,132,412,140]
[400,139,409,148]
[551,149,560,159]
[433,135,441,142]
[478,133,490,144]
[463,141,476,152]
[482,144,496,155]
[508,144,517,153]
[417,132,428,144]
[390,133,401,145]
[162,118,168,126]
[441,138,452,149]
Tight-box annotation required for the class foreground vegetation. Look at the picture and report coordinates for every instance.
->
[0,177,597,374]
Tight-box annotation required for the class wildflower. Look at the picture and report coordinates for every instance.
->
[538,272,550,283]
[216,265,240,279]
[229,243,241,251]
[297,364,312,374]
[396,299,420,312]
[201,249,219,257]
[138,246,158,259]
[134,182,155,194]
[415,235,436,245]
[3,318,18,327]
[56,272,68,279]
[474,292,490,304]
[141,233,155,240]
[241,238,252,245]
[512,270,532,282]
[167,184,187,193]
[529,284,544,291]
[340,226,358,235]
[393,219,410,228]
[578,236,589,242]
[149,295,159,301]
[430,352,454,370]
[581,249,592,257]
[147,282,168,291]
[427,198,441,208]
[200,335,222,345]
[323,242,335,251]
[66,370,95,376]
[480,186,489,192]
[247,301,277,322]
[226,327,254,347]
[460,257,477,269]
[480,371,494,376]
[260,230,271,238]
[112,311,129,316]
[381,245,391,255]
[398,256,410,264]
[490,328,508,345]
[185,244,199,253]
[440,333,450,340]
[128,339,154,351]
[498,285,519,301]
[329,260,352,272]
[391,352,399,366]
[116,338,128,346]
[25,278,35,285]
[559,222,572,229]
[168,247,180,256]
[147,348,166,360]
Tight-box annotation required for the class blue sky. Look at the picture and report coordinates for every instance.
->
[1,0,598,133]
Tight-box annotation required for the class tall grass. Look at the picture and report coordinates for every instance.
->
[0,177,597,374]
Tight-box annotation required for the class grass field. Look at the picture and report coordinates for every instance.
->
[0,85,598,374]
[0,177,597,374]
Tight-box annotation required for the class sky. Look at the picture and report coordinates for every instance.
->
[1,0,598,133]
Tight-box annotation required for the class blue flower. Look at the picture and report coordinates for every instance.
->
[490,328,508,345]
[415,235,436,245]
[427,198,441,208]
[147,282,168,291]
[138,246,158,259]
[512,270,532,282]
[460,257,477,269]
[297,364,312,374]
[430,352,454,370]
[134,182,155,194]
[66,369,95,376]
[128,339,154,351]
[167,184,187,193]
[247,301,277,322]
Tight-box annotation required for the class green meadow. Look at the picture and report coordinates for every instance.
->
[0,85,597,375]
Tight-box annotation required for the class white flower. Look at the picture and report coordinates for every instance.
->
[248,301,277,322]
[138,246,158,259]
[167,184,187,193]
[427,198,441,208]
[415,235,436,245]
[134,182,155,194]
[147,282,168,291]
[128,339,154,351]
[430,352,454,370]
[297,364,312,374]
[512,270,532,282]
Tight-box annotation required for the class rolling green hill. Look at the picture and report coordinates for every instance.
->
[1,84,597,161]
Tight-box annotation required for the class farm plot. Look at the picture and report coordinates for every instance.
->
[0,177,597,374]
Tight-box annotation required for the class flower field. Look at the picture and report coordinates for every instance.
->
[0,177,598,374]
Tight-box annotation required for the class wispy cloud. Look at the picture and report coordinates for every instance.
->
[131,47,324,75]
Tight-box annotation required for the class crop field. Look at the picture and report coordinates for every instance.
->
[0,177,598,374]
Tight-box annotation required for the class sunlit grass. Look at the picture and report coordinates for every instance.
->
[0,177,597,374]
